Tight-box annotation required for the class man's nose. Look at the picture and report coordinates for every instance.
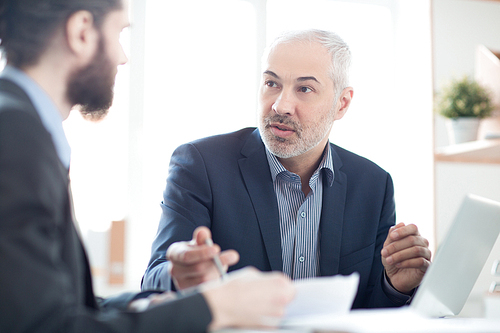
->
[119,44,128,65]
[272,90,295,116]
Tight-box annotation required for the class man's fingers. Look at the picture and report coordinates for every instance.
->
[382,234,429,257]
[383,245,432,266]
[166,231,242,290]
[383,223,424,249]
[219,250,240,268]
[171,261,221,281]
[391,257,431,272]
[167,241,219,264]
[389,223,420,241]
[383,223,405,247]
[193,226,212,245]
[172,250,239,278]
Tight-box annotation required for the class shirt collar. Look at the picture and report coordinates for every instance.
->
[0,65,71,169]
[265,143,335,187]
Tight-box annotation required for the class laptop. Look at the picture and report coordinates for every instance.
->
[410,194,500,317]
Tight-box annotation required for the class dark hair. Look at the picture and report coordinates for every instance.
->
[0,0,121,68]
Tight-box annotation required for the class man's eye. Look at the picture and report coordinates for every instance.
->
[266,81,278,88]
[299,86,312,93]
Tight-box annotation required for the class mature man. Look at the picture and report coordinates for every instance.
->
[0,0,295,332]
[143,29,432,309]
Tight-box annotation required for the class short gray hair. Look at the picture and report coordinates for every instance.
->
[262,29,352,99]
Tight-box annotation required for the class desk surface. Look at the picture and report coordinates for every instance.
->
[217,308,500,333]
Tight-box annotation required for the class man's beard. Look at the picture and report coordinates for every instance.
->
[258,111,335,159]
[66,37,116,121]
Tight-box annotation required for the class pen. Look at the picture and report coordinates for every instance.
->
[205,238,227,279]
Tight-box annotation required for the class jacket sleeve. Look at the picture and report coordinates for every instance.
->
[142,143,213,291]
[0,109,212,332]
[362,173,411,308]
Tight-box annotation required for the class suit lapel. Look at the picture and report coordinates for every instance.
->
[238,129,283,271]
[319,144,347,276]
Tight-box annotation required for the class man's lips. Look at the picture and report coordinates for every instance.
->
[269,123,295,137]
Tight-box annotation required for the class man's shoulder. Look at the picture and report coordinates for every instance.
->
[0,80,49,149]
[0,78,36,117]
[169,127,262,177]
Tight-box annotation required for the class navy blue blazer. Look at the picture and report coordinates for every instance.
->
[143,127,408,308]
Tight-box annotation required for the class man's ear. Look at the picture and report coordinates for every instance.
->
[66,10,99,62]
[334,87,354,121]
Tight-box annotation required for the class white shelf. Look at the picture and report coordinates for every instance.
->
[434,139,500,164]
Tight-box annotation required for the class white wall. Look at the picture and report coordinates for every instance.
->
[433,0,500,148]
[432,0,500,317]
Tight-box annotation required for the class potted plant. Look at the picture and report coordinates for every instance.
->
[435,76,494,144]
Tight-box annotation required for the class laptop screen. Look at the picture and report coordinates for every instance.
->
[410,194,500,317]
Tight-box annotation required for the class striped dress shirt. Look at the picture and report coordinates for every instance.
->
[265,145,334,280]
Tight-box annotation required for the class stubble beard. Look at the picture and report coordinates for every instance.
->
[258,108,336,159]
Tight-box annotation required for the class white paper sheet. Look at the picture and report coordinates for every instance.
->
[282,272,359,324]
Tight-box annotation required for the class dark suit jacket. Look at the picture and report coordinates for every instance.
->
[0,78,211,332]
[143,127,408,309]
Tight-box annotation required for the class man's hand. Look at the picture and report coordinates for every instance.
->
[166,226,239,290]
[201,267,296,330]
[381,223,432,294]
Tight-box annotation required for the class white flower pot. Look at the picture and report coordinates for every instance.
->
[446,118,480,145]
